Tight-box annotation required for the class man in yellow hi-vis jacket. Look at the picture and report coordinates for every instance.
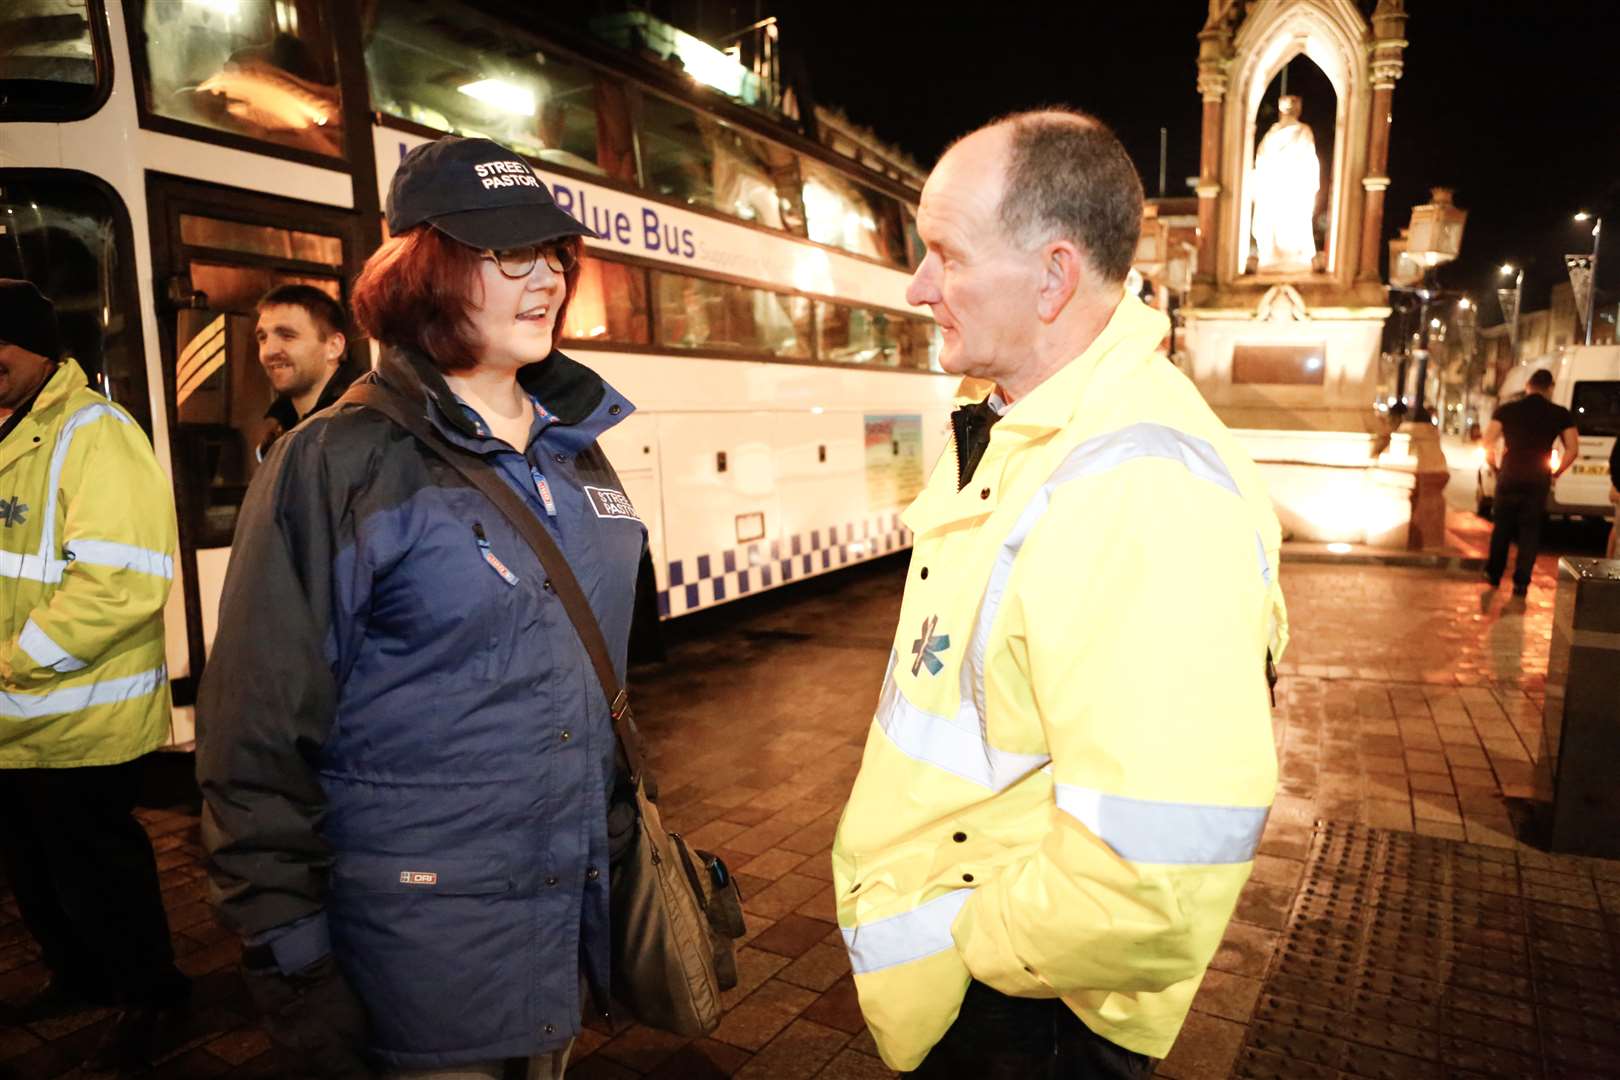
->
[0,280,189,1065]
[833,113,1288,1076]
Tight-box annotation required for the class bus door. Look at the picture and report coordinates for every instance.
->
[147,177,367,691]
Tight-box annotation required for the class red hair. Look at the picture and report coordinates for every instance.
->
[351,226,583,373]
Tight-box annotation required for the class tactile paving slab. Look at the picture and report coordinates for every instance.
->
[1232,821,1620,1079]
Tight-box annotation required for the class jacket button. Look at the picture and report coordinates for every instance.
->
[545,876,558,887]
[553,452,567,464]
[609,404,622,415]
[953,832,967,843]
[979,487,990,499]
[543,579,555,592]
[920,567,929,580]
[544,1023,555,1035]
[586,866,600,881]
[962,873,974,883]
[560,729,572,742]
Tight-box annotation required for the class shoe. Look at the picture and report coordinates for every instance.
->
[1512,587,1529,598]
[19,974,117,1021]
[1481,572,1499,589]
[88,1001,191,1071]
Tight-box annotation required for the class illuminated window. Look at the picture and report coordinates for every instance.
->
[0,0,105,120]
[365,1,634,181]
[800,158,905,267]
[638,94,806,233]
[815,302,933,370]
[651,271,810,358]
[561,259,650,345]
[136,0,344,157]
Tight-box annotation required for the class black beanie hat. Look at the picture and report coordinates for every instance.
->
[0,279,62,361]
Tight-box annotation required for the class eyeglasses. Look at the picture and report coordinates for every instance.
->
[480,242,578,279]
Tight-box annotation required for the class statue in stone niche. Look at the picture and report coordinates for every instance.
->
[1249,94,1319,273]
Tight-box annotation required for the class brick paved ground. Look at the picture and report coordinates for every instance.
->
[0,526,1608,1078]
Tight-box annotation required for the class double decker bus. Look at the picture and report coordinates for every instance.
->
[0,0,954,745]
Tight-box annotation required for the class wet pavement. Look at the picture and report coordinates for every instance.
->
[1,515,1616,1079]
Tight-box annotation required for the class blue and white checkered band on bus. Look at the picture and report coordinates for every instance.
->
[659,512,910,617]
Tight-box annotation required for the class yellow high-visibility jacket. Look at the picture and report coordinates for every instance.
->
[0,359,176,767]
[833,294,1287,1069]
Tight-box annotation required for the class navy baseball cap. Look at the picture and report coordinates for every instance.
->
[386,136,596,250]
[0,279,61,361]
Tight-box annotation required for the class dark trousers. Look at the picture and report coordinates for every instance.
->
[0,758,184,1004]
[907,981,1154,1079]
[1486,480,1550,591]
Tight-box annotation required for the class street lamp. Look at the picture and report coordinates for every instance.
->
[1575,211,1602,346]
[1498,262,1524,355]
[1403,188,1468,421]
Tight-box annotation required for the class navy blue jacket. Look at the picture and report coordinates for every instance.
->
[197,345,643,1069]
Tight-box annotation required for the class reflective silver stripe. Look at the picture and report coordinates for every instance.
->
[962,422,1270,736]
[877,654,1051,790]
[17,618,87,673]
[64,539,174,579]
[37,404,131,570]
[842,889,972,974]
[882,422,1269,793]
[0,665,166,720]
[1054,783,1269,865]
[0,550,67,583]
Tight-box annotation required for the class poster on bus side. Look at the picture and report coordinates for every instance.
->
[864,414,924,509]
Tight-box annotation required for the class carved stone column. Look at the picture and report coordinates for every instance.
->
[1358,0,1408,283]
[1195,27,1233,285]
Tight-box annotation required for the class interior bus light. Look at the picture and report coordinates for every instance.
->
[457,78,537,117]
[1326,542,1352,555]
[673,31,747,98]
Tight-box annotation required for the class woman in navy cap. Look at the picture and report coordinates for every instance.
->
[197,136,645,1078]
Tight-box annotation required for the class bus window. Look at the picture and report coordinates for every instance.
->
[901,204,926,271]
[652,270,811,359]
[181,214,343,265]
[0,173,150,433]
[638,94,807,234]
[1571,381,1620,436]
[800,158,906,267]
[365,0,633,181]
[0,0,105,120]
[562,258,650,345]
[815,303,935,371]
[134,0,343,158]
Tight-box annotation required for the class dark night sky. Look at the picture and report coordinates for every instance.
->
[756,0,1619,323]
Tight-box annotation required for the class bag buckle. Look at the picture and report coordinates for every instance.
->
[611,689,631,721]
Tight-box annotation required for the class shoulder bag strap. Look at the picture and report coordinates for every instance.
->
[336,381,646,783]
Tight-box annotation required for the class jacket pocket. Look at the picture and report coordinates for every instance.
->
[327,850,529,1057]
[331,850,512,897]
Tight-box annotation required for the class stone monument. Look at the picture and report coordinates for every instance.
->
[1178,0,1429,547]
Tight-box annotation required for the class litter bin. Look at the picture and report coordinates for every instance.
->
[1534,557,1620,857]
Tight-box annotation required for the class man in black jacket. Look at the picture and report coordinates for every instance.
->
[254,284,360,458]
[1481,369,1579,597]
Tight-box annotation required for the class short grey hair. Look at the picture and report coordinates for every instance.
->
[981,108,1145,284]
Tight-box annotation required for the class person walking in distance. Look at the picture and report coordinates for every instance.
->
[0,279,189,1069]
[1482,368,1578,598]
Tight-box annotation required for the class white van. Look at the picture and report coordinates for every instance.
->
[1477,345,1620,518]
